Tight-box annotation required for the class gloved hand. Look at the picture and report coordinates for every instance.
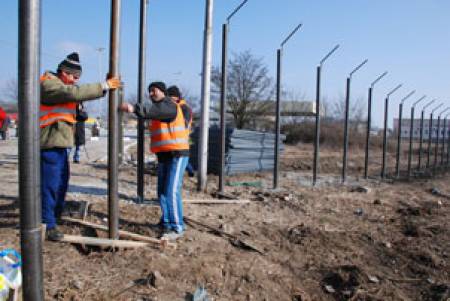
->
[102,77,122,90]
[106,77,121,89]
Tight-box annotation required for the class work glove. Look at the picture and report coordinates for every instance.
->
[101,77,122,91]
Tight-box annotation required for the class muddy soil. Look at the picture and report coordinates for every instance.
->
[0,140,449,300]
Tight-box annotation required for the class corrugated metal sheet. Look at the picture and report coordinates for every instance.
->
[190,126,285,175]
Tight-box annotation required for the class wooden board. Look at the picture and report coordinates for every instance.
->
[60,235,149,248]
[62,217,176,249]
[184,199,250,205]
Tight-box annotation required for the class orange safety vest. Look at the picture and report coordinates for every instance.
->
[177,99,193,127]
[150,101,190,153]
[39,74,77,128]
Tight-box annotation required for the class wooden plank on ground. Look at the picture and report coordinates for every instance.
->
[60,235,149,248]
[184,199,250,205]
[62,217,176,249]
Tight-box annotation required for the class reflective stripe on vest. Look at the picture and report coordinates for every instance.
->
[150,101,190,153]
[151,138,189,148]
[39,74,77,128]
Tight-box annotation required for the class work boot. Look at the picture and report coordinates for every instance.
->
[46,227,64,241]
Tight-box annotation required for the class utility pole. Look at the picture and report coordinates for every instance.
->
[18,0,44,299]
[198,0,214,192]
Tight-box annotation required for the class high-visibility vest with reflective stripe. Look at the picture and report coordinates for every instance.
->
[39,74,77,128]
[177,99,193,128]
[150,101,190,153]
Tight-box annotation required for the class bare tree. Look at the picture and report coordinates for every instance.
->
[331,94,366,126]
[211,50,274,129]
[2,79,18,103]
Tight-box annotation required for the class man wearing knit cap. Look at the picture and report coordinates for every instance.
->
[167,85,195,177]
[120,81,190,240]
[40,52,121,241]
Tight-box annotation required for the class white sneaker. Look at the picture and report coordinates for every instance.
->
[161,231,184,241]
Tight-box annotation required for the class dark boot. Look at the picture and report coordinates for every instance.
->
[46,227,64,241]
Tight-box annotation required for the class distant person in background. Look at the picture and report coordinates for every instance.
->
[0,107,10,140]
[73,103,88,163]
[167,86,195,177]
[91,120,100,137]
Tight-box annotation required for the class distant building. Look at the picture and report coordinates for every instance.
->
[393,118,450,140]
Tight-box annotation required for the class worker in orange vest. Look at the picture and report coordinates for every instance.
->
[167,85,195,177]
[120,82,190,240]
[40,52,121,241]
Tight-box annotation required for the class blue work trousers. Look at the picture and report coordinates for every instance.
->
[41,148,70,229]
[157,156,188,233]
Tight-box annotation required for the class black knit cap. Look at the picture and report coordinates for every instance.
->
[58,52,82,77]
[167,85,181,99]
[148,81,167,95]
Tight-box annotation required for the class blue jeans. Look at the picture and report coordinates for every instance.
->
[73,145,81,162]
[41,148,70,229]
[157,156,188,233]
[185,160,194,176]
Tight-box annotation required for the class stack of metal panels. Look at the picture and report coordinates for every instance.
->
[190,126,284,175]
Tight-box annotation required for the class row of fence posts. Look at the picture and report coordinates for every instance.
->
[16,0,450,299]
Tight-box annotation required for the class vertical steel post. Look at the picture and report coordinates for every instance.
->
[218,22,228,193]
[395,90,415,178]
[273,48,282,189]
[197,0,214,192]
[118,86,124,164]
[313,65,321,185]
[342,77,351,183]
[416,98,430,170]
[364,71,387,179]
[313,44,339,185]
[342,59,368,183]
[447,116,450,165]
[136,0,147,203]
[441,118,447,165]
[18,0,44,299]
[381,96,389,178]
[418,109,425,169]
[407,106,415,177]
[395,102,403,177]
[218,0,249,194]
[108,0,121,239]
[364,86,372,179]
[381,84,402,178]
[427,112,433,168]
[434,115,441,169]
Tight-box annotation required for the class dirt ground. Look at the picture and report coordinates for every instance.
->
[0,138,449,301]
